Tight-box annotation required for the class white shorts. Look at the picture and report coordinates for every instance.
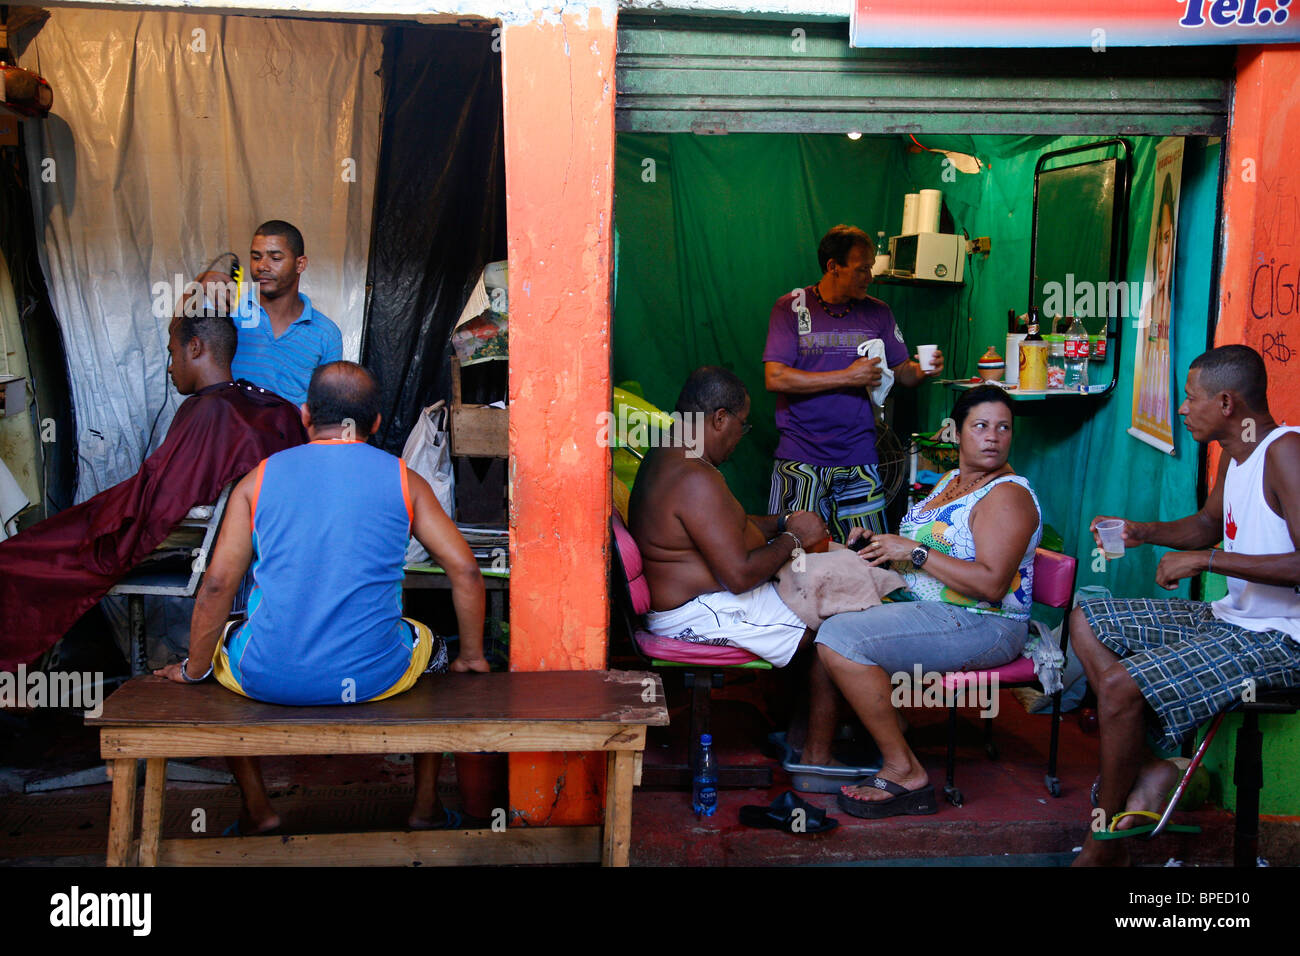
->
[645,582,807,668]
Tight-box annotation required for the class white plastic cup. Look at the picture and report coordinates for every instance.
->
[917,344,938,372]
[1096,519,1126,559]
[1005,333,1026,386]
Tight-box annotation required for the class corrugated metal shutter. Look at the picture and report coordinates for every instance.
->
[616,17,1232,136]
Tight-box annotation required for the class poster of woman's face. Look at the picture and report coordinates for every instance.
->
[1131,139,1184,455]
[1156,183,1175,292]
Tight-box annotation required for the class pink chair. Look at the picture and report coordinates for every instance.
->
[610,512,773,789]
[939,547,1078,807]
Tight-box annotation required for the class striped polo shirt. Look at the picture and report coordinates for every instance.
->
[232,292,343,406]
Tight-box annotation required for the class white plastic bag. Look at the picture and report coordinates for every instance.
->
[402,401,455,564]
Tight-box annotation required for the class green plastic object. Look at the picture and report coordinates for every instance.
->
[612,386,675,492]
[1040,524,1065,553]
[651,658,772,670]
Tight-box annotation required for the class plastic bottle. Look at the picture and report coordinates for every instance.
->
[872,230,891,276]
[1047,336,1066,389]
[692,734,718,817]
[1064,315,1090,390]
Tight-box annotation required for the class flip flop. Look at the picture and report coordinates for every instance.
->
[436,808,464,830]
[222,819,281,837]
[836,775,938,819]
[1091,760,1210,812]
[412,807,463,831]
[1092,810,1201,840]
[739,791,838,835]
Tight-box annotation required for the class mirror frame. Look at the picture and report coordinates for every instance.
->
[1028,138,1133,396]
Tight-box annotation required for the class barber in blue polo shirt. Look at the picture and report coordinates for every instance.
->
[223,220,343,406]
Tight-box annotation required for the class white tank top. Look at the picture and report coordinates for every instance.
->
[1212,425,1300,641]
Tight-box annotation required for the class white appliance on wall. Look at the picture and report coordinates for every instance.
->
[889,233,966,283]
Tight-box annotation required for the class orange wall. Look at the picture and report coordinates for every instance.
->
[501,6,616,825]
[1213,44,1300,475]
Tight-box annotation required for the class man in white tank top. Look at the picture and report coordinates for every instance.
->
[1070,345,1300,866]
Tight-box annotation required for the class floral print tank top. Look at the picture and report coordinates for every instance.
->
[896,470,1043,621]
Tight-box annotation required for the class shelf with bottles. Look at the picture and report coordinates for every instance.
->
[945,379,1111,401]
[982,307,1117,404]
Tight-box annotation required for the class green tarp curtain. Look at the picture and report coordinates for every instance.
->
[613,132,1221,603]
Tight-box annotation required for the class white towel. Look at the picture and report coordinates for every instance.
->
[1021,619,1065,695]
[860,338,895,408]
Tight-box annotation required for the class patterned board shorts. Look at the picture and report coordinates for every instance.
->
[769,459,888,541]
[1078,597,1300,751]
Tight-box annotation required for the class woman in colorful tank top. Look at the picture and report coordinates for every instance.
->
[813,385,1043,818]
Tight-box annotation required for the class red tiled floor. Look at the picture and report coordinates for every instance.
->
[3,677,1297,866]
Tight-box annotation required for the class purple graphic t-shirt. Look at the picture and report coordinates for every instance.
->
[762,287,909,467]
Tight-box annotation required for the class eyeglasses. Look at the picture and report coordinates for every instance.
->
[721,409,752,435]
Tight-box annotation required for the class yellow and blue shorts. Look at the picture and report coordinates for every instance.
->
[211,617,447,703]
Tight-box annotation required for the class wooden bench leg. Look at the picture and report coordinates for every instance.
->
[603,750,636,867]
[139,758,168,867]
[107,758,138,867]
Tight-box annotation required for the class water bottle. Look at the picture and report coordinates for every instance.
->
[872,229,890,276]
[1064,315,1090,390]
[692,734,718,817]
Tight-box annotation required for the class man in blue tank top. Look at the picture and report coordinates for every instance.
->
[156,361,488,833]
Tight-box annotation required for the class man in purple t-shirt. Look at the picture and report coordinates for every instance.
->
[764,225,943,540]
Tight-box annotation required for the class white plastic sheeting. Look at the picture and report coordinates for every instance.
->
[20,9,382,499]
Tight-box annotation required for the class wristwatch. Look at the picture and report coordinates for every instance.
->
[910,545,931,569]
[777,511,794,534]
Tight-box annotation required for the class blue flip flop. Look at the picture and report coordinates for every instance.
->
[222,819,281,837]
[414,807,463,830]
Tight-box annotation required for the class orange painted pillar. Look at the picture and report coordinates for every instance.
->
[501,6,616,825]
[1211,44,1300,476]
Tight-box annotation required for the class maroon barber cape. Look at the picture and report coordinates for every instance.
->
[0,380,306,671]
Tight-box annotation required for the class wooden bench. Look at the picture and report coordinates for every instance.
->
[87,669,667,867]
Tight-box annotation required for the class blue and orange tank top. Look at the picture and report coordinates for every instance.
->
[224,440,415,705]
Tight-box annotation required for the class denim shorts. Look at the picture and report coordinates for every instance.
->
[815,601,1028,674]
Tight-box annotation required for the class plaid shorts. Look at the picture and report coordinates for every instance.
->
[1078,597,1300,751]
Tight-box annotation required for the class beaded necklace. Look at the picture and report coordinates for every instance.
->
[811,283,853,319]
